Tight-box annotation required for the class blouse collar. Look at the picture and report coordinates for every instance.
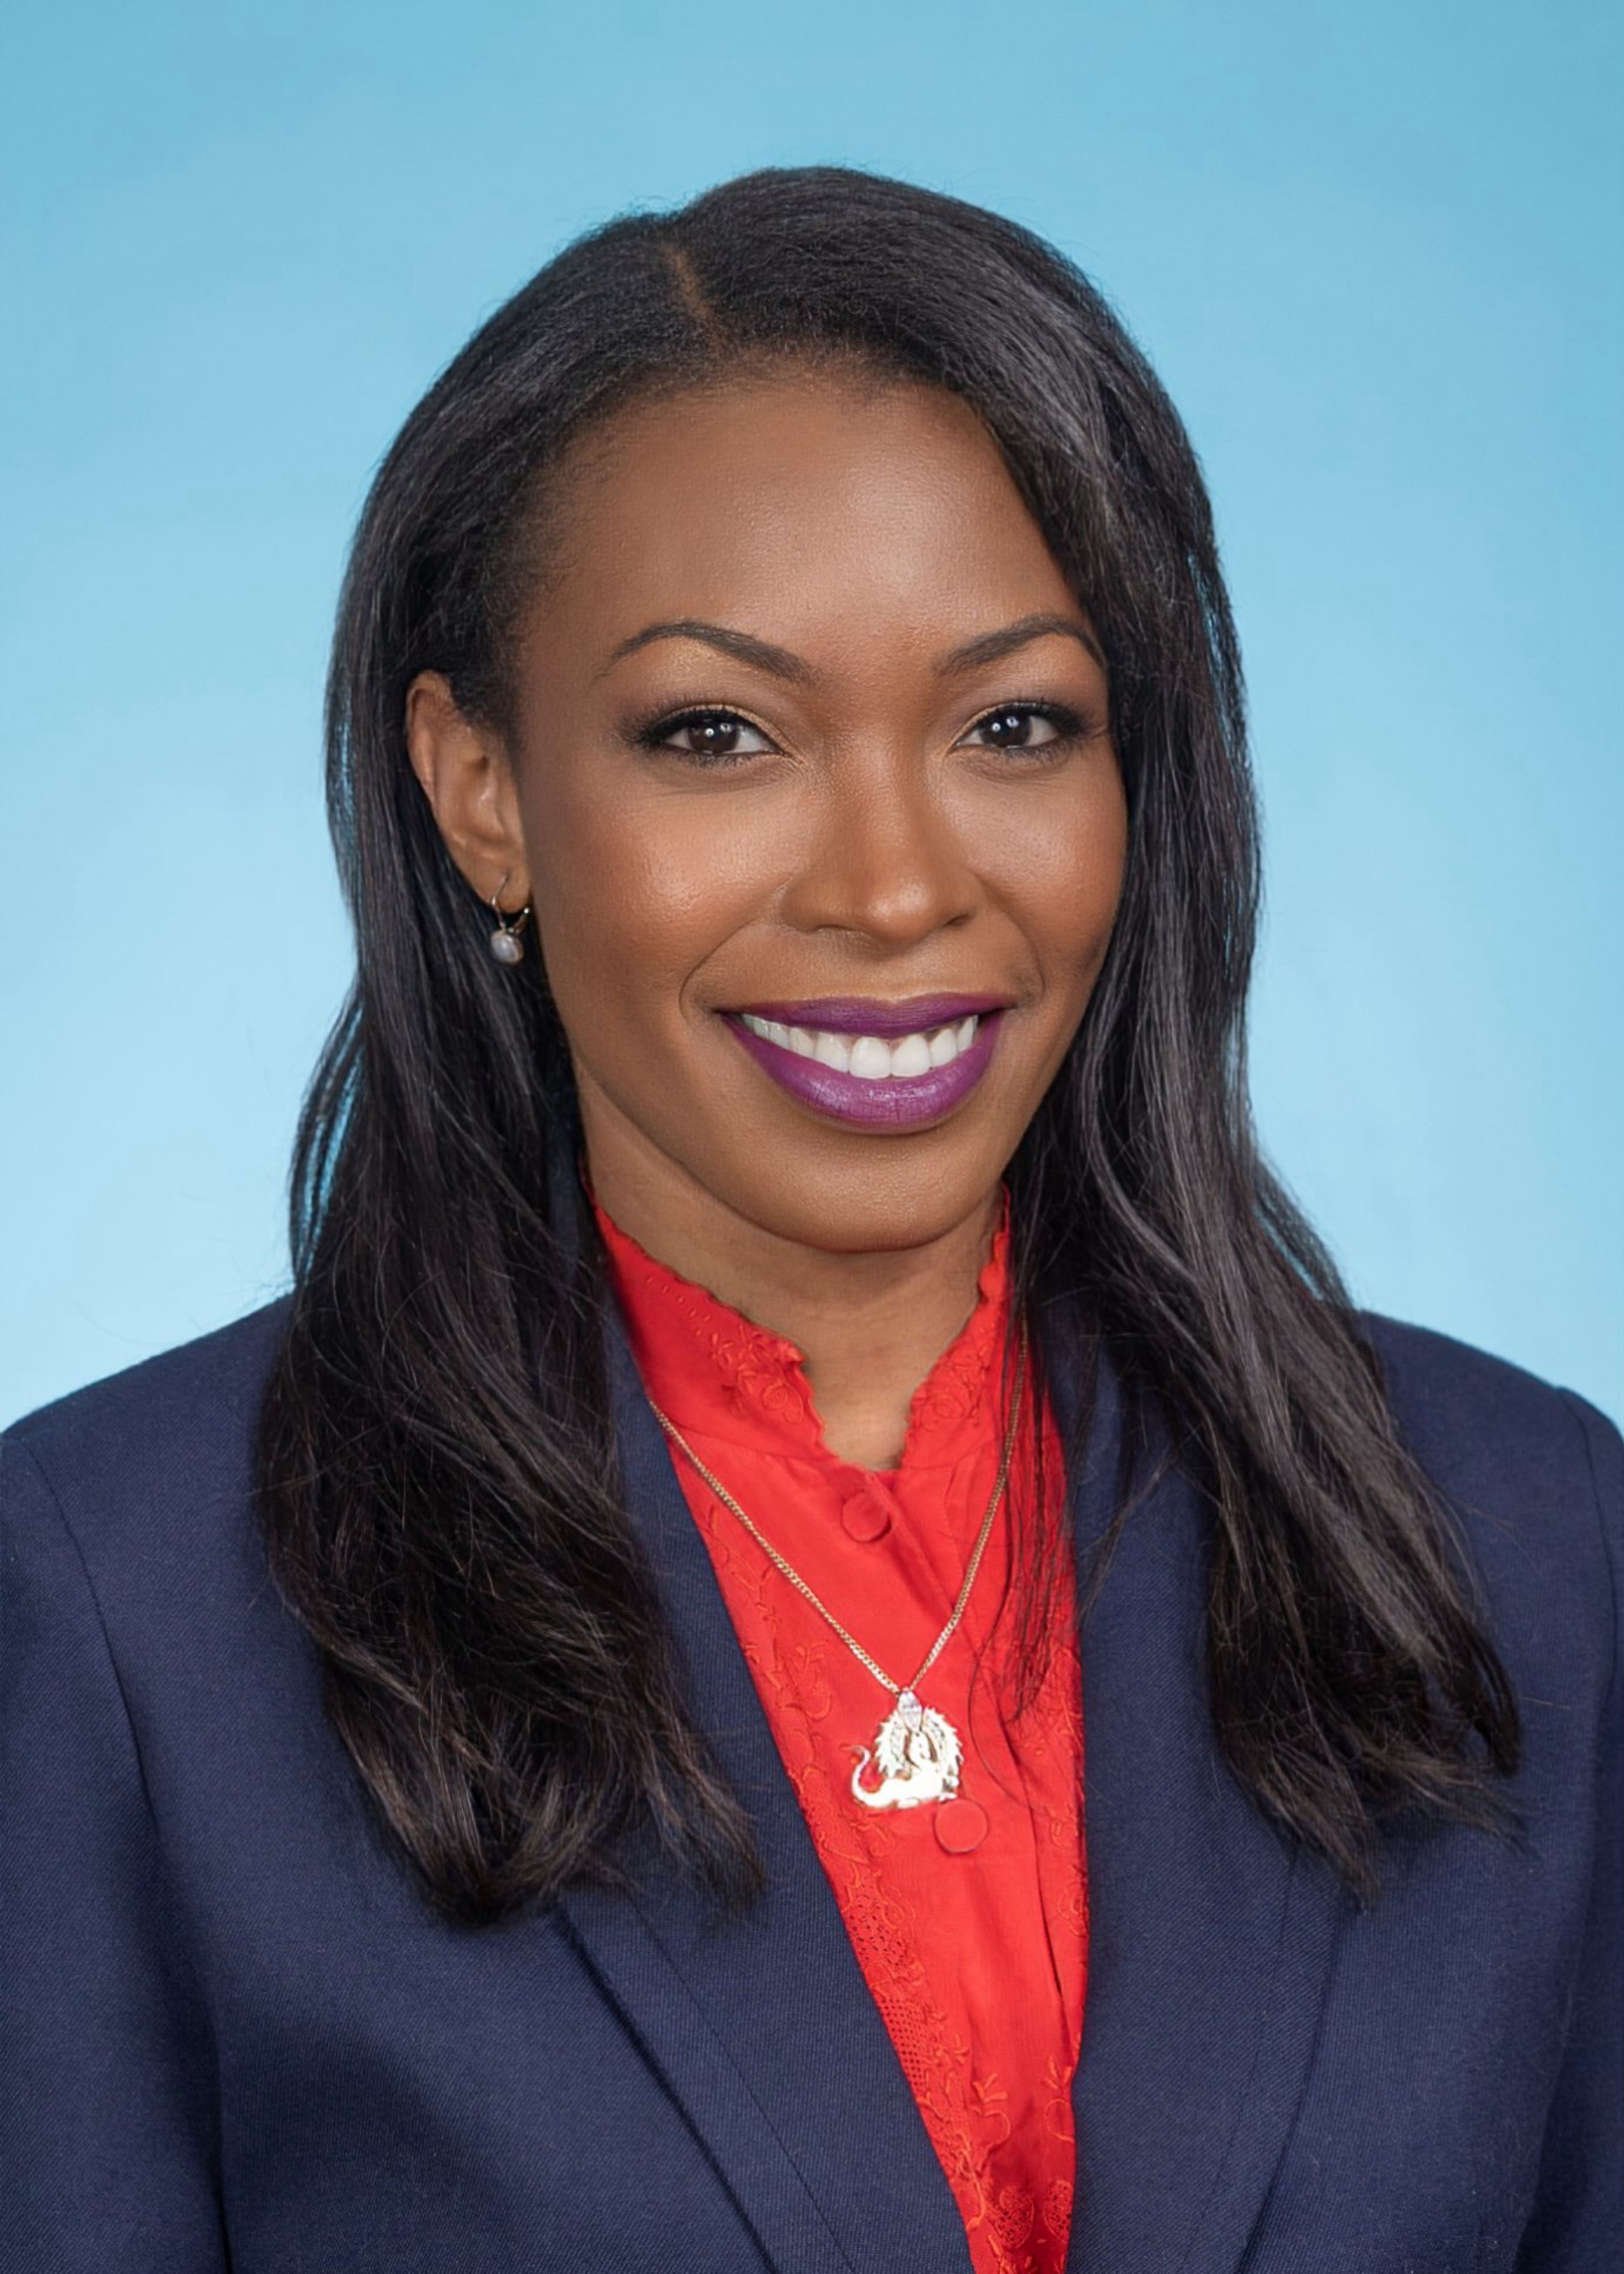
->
[595,1196,1013,1474]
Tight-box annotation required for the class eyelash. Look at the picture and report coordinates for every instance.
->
[631,698,1095,766]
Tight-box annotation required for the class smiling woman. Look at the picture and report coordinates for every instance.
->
[403,373,1128,1447]
[2,168,1618,2274]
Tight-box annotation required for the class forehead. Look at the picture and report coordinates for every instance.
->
[526,371,1078,660]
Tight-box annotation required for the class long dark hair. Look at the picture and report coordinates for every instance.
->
[258,165,1517,1924]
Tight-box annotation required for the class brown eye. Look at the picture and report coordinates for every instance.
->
[654,710,774,761]
[964,703,1075,752]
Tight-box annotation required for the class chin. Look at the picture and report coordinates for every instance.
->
[720,1149,1005,1257]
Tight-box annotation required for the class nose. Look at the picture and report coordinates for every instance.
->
[777,746,979,949]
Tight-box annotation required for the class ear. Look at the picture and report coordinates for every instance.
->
[405,672,532,910]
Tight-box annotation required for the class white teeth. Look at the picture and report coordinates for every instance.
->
[741,1011,983,1078]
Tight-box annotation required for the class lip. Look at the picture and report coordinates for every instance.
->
[731,993,1011,1040]
[725,1006,1006,1130]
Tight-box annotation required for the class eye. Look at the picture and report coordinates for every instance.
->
[961,701,1082,753]
[642,707,776,762]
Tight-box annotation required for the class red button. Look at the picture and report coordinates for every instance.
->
[934,1798,989,1854]
[840,1490,891,1542]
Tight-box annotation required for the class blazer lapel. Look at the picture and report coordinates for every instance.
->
[566,1296,1344,2274]
[1062,1352,1347,2274]
[561,1327,972,2274]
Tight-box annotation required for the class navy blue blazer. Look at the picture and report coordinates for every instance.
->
[2,1304,1619,2272]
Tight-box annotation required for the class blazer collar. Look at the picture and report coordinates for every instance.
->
[1058,1354,1347,2273]
[562,1319,1346,2274]
[563,1324,968,2274]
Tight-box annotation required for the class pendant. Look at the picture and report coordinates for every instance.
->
[851,1688,963,1810]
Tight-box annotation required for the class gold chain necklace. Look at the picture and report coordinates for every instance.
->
[648,1335,1027,1820]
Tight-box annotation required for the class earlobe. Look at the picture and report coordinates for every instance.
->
[405,671,532,907]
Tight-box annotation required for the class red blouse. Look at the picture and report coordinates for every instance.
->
[599,1206,1088,2274]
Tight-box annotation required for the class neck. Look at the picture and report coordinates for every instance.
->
[580,1105,1000,1470]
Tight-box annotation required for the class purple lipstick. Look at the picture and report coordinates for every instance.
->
[724,994,1009,1130]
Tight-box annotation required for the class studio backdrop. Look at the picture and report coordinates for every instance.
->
[2,0,1619,1423]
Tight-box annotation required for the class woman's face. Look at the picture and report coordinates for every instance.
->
[414,370,1128,1258]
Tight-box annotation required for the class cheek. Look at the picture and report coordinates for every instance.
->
[978,769,1129,993]
[518,768,768,1036]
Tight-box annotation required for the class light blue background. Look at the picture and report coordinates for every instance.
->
[3,1,1620,1424]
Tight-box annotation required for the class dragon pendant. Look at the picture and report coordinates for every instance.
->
[851,1688,963,1810]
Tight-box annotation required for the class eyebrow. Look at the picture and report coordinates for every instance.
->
[602,620,814,682]
[601,610,1106,682]
[938,612,1107,675]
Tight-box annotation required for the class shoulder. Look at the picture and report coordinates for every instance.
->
[1359,1310,1620,1522]
[1359,1312,1620,1701]
[2,1301,291,1584]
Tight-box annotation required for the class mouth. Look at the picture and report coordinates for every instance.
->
[722,994,1010,1130]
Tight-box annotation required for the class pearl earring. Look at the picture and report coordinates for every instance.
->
[488,881,531,966]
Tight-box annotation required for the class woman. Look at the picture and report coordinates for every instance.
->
[2,167,1617,2274]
